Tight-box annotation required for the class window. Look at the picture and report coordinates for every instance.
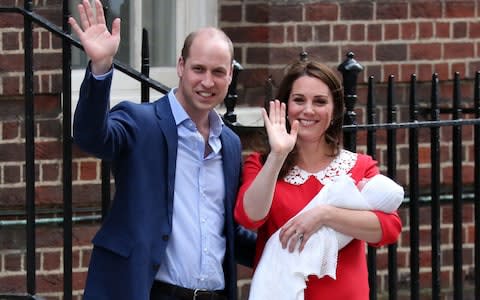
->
[70,0,218,105]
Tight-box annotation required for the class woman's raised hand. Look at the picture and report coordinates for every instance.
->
[68,0,120,75]
[262,100,299,157]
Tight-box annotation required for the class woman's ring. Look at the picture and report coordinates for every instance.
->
[298,232,304,241]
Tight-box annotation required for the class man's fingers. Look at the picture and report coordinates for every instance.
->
[68,17,83,37]
[94,0,106,25]
[111,18,121,38]
[83,0,96,27]
[77,3,90,31]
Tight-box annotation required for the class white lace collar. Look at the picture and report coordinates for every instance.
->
[283,149,357,185]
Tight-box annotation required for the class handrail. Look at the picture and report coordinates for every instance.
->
[0,6,170,94]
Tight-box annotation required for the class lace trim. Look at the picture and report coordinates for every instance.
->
[283,149,357,185]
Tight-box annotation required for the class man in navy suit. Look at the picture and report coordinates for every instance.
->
[69,1,256,299]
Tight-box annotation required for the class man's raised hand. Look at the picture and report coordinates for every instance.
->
[68,0,120,75]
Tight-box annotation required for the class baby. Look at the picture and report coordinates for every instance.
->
[248,174,404,300]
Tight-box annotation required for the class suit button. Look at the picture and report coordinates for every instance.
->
[152,263,160,270]
[162,235,169,241]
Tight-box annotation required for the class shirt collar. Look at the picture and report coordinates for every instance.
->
[167,88,224,138]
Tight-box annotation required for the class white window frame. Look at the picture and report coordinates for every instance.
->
[70,0,218,107]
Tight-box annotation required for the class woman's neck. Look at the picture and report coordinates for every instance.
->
[295,140,336,173]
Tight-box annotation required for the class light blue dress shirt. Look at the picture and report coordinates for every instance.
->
[155,89,226,290]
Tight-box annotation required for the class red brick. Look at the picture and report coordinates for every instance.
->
[42,251,61,271]
[304,45,339,63]
[383,64,399,79]
[33,30,40,49]
[444,42,474,59]
[470,22,480,38]
[220,5,242,22]
[453,22,467,39]
[36,274,63,293]
[340,45,373,61]
[377,2,408,20]
[2,31,20,51]
[305,3,338,21]
[377,44,407,61]
[224,26,281,44]
[35,185,62,206]
[433,63,449,79]
[35,94,61,115]
[285,25,294,43]
[364,65,381,82]
[340,2,373,20]
[367,24,381,41]
[451,62,466,77]
[0,14,23,28]
[81,248,93,268]
[272,47,304,65]
[0,143,24,161]
[350,24,365,41]
[4,253,22,271]
[3,75,21,95]
[4,164,21,184]
[435,22,450,38]
[72,270,88,291]
[470,62,480,75]
[410,43,441,60]
[297,25,313,42]
[0,275,26,293]
[51,73,63,92]
[401,23,416,40]
[71,183,104,206]
[269,4,302,23]
[314,24,330,42]
[80,160,98,181]
[384,23,400,40]
[34,52,63,70]
[245,4,269,23]
[35,141,62,160]
[411,2,442,18]
[40,30,50,49]
[0,187,24,209]
[246,47,269,65]
[2,120,20,140]
[333,24,347,41]
[418,22,434,39]
[42,162,60,181]
[445,1,475,18]
[37,119,61,138]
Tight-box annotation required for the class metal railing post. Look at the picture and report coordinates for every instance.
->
[338,52,363,151]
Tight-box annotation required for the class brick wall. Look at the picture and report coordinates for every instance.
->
[220,0,480,106]
[0,0,479,299]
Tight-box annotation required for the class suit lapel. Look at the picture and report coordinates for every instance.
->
[154,96,178,226]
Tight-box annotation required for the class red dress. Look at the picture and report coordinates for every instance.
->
[234,150,402,300]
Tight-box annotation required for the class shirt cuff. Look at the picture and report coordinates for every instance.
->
[91,68,113,80]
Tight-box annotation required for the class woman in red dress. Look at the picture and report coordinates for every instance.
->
[234,58,402,300]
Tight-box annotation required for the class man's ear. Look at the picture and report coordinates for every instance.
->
[227,62,234,84]
[177,56,185,77]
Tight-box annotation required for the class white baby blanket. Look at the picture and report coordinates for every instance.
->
[248,174,404,300]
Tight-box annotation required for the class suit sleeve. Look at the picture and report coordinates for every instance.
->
[73,63,138,160]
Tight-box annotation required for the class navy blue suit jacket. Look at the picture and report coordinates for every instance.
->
[74,67,255,300]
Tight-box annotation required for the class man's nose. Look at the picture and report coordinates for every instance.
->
[202,72,214,88]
